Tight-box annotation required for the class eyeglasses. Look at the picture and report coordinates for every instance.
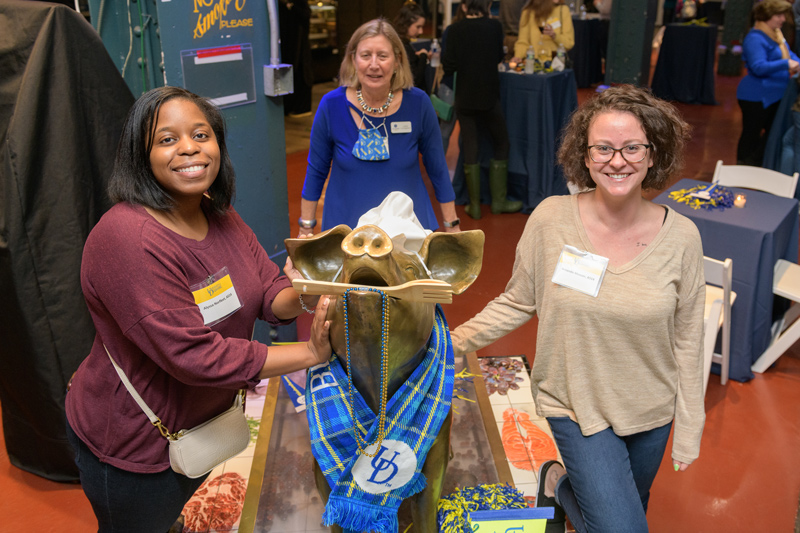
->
[587,144,651,163]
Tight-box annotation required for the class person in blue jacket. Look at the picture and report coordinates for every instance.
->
[298,18,459,236]
[737,0,800,166]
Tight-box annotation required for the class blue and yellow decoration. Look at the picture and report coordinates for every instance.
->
[668,184,734,210]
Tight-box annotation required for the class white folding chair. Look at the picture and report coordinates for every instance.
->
[711,159,799,198]
[703,257,736,394]
[752,259,800,373]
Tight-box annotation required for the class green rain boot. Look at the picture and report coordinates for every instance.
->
[464,163,482,220]
[489,159,523,214]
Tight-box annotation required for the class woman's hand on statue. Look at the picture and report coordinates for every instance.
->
[283,256,304,281]
[307,297,332,365]
[297,227,314,238]
[443,224,461,234]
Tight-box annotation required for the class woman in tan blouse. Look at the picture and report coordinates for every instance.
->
[452,85,704,533]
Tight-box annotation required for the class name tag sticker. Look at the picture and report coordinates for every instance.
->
[191,267,243,326]
[391,121,412,134]
[549,20,562,29]
[551,245,609,297]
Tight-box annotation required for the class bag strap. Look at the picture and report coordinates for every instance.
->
[103,344,243,440]
[104,344,161,426]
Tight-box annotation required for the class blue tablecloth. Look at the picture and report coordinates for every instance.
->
[569,17,607,88]
[651,24,718,105]
[453,69,578,213]
[655,179,799,381]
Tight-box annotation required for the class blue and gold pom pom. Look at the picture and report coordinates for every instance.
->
[437,483,528,533]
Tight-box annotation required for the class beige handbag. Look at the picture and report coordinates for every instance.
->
[105,345,250,479]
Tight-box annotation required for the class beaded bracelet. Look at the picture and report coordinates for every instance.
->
[298,294,315,314]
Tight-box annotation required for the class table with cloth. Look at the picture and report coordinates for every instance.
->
[452,69,579,213]
[655,179,799,381]
[651,23,718,105]
[569,17,607,88]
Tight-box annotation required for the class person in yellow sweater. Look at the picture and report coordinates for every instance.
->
[452,85,704,533]
[512,0,575,64]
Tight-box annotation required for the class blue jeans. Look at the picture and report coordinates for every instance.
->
[66,420,207,532]
[547,417,673,533]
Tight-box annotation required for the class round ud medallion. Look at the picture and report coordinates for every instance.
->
[352,439,418,494]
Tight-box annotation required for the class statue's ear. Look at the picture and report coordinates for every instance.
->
[418,230,485,295]
[284,225,352,281]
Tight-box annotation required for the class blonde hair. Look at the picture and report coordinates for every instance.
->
[338,18,414,91]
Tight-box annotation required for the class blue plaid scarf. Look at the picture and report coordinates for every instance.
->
[306,305,454,533]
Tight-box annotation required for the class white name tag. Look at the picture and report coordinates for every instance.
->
[191,267,243,326]
[549,20,562,29]
[551,245,608,297]
[391,121,412,134]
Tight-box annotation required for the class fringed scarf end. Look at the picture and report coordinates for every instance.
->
[323,496,399,533]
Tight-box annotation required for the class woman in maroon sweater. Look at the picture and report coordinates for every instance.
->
[65,86,331,532]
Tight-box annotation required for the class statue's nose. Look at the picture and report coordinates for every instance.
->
[341,225,393,258]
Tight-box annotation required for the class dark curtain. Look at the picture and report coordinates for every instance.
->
[279,0,313,115]
[0,0,134,481]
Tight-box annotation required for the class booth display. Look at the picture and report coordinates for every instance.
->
[242,353,515,532]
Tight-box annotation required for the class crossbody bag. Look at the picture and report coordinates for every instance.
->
[104,345,250,479]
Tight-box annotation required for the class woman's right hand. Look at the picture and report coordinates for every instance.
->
[307,297,332,365]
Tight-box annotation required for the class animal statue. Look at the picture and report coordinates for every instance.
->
[286,224,484,533]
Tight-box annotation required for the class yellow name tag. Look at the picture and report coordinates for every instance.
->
[190,268,242,326]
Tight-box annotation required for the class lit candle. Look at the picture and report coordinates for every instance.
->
[734,193,747,208]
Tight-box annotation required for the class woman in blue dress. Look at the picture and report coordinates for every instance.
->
[298,18,459,236]
[736,0,800,166]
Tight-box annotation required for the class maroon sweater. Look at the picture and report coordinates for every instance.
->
[66,202,292,473]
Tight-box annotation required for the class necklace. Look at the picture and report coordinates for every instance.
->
[356,89,394,114]
[342,287,389,457]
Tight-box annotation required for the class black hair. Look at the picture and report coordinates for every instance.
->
[463,0,491,16]
[108,86,235,215]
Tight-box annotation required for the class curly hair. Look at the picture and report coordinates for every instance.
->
[752,0,792,22]
[338,18,414,91]
[108,86,235,215]
[392,1,425,41]
[557,85,691,191]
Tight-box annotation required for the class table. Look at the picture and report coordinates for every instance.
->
[655,179,799,381]
[453,69,579,213]
[240,353,512,532]
[651,24,718,105]
[569,17,607,88]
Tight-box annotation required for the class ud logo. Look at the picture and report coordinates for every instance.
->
[352,439,417,494]
[308,364,336,393]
